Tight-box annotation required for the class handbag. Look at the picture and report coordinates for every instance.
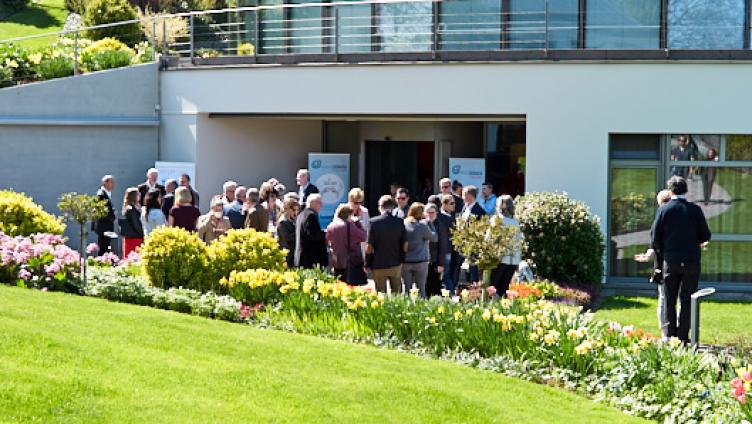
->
[649,268,663,285]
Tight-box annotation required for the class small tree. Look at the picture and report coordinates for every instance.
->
[451,215,519,299]
[58,192,108,287]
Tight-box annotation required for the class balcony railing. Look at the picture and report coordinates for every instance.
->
[3,0,752,72]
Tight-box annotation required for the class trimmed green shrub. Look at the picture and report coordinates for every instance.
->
[83,0,141,45]
[0,190,65,237]
[140,226,209,290]
[515,192,604,286]
[207,229,287,290]
[34,55,74,79]
[64,0,90,14]
[0,0,31,12]
[0,43,34,83]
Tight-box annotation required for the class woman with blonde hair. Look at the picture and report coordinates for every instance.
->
[168,186,201,231]
[401,202,437,297]
[326,203,367,284]
[197,195,232,244]
[346,187,370,231]
[120,187,144,257]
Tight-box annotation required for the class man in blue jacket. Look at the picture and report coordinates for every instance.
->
[651,176,711,343]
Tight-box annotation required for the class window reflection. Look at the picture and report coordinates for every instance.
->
[439,0,501,51]
[378,2,433,52]
[668,0,745,49]
[586,0,661,49]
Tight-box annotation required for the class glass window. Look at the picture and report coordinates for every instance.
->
[726,135,752,161]
[289,0,327,54]
[508,0,578,49]
[610,134,660,160]
[701,241,752,282]
[337,2,372,53]
[609,167,658,278]
[668,0,745,49]
[377,2,433,52]
[668,134,720,178]
[678,167,752,234]
[439,0,501,51]
[259,0,285,54]
[586,0,660,49]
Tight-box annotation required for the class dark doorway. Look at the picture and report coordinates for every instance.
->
[365,140,434,212]
[485,123,526,197]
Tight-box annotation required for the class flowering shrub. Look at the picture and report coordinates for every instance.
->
[0,232,80,291]
[506,282,543,300]
[140,226,209,291]
[731,363,752,420]
[237,43,255,55]
[0,190,65,237]
[516,192,604,286]
[81,38,135,71]
[207,229,288,290]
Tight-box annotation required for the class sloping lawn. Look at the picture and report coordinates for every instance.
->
[0,0,67,48]
[0,285,644,423]
[596,295,752,348]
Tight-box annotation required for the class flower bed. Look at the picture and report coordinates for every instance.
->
[0,232,80,291]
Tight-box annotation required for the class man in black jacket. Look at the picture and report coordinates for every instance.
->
[294,194,327,268]
[93,175,116,253]
[651,176,711,342]
[161,179,177,218]
[366,195,408,294]
[296,169,319,204]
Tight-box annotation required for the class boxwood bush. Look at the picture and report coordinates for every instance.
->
[81,38,135,71]
[207,228,288,290]
[0,190,65,237]
[83,0,140,45]
[140,226,209,291]
[515,192,604,286]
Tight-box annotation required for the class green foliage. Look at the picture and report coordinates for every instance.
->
[140,226,209,291]
[57,192,108,227]
[64,0,89,14]
[34,55,74,79]
[83,0,140,45]
[0,43,34,83]
[726,135,752,161]
[81,38,135,71]
[0,190,65,237]
[0,66,12,88]
[0,0,31,12]
[516,192,605,286]
[207,228,287,288]
[610,192,654,234]
[451,215,519,273]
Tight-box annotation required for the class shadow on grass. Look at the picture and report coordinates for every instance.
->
[2,4,63,29]
[596,296,653,311]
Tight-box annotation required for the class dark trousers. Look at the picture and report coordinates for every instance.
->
[96,232,112,254]
[426,262,442,297]
[450,251,462,292]
[663,261,700,342]
[490,264,517,295]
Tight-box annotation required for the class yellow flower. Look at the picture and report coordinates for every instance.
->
[4,58,18,68]
[437,305,445,314]
[481,309,491,321]
[409,287,420,299]
[28,53,43,65]
[453,311,463,321]
[460,289,470,300]
[575,339,594,355]
[370,300,380,309]
[279,285,289,294]
[441,289,450,297]
[529,332,540,342]
[464,308,474,317]
[429,316,436,324]
[543,330,560,346]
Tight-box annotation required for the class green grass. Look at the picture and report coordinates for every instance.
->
[596,295,752,347]
[0,285,644,423]
[0,0,67,48]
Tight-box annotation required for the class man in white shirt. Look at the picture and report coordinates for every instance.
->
[137,168,165,206]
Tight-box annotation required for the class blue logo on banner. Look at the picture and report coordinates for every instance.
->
[451,165,461,175]
[311,160,322,169]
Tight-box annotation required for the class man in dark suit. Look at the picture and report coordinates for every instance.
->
[366,195,408,294]
[438,194,457,293]
[161,179,177,218]
[296,168,319,204]
[137,168,166,206]
[179,173,200,208]
[294,194,327,268]
[439,177,463,218]
[93,175,116,253]
[651,176,711,343]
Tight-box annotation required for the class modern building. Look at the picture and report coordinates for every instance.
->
[2,0,752,294]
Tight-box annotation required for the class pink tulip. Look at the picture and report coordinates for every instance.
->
[732,378,745,389]
[733,384,746,397]
[506,290,519,300]
[737,393,747,404]
[743,372,752,382]
[487,286,497,297]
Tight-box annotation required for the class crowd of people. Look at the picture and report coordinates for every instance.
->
[92,169,522,298]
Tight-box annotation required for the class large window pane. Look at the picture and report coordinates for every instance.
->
[726,135,752,161]
[668,134,719,177]
[439,0,501,51]
[610,134,660,160]
[337,3,372,53]
[289,0,326,54]
[668,0,745,49]
[701,241,752,282]
[508,0,578,49]
[377,2,432,52]
[259,0,284,54]
[609,167,657,278]
[586,0,660,49]
[679,167,752,234]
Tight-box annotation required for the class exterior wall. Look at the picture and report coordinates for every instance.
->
[194,115,322,210]
[161,63,752,237]
[0,64,159,248]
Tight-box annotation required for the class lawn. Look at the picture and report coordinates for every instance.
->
[596,295,752,348]
[0,0,67,48]
[0,285,644,423]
